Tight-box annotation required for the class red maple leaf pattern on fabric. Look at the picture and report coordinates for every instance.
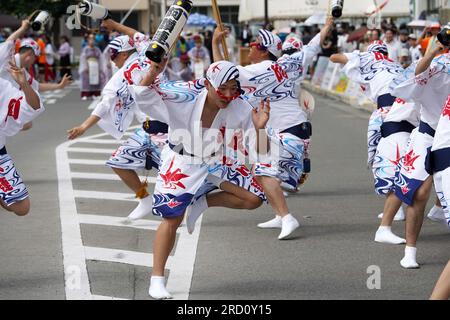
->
[442,95,450,119]
[235,165,250,177]
[389,144,402,166]
[402,149,420,173]
[160,157,189,189]
[401,184,410,195]
[167,199,182,208]
[0,177,13,192]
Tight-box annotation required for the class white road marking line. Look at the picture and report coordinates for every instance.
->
[69,159,107,166]
[45,99,57,104]
[165,216,203,300]
[91,295,129,300]
[57,128,201,300]
[74,190,137,201]
[67,147,115,154]
[56,142,92,300]
[84,246,154,268]
[78,214,161,231]
[72,172,157,183]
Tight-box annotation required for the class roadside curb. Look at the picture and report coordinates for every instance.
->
[302,80,376,114]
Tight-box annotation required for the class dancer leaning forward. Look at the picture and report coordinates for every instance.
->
[67,19,169,221]
[130,60,269,299]
[209,16,334,240]
[391,39,450,268]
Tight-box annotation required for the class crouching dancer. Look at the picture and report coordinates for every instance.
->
[0,59,44,215]
[130,60,269,299]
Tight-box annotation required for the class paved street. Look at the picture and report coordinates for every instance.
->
[0,86,448,300]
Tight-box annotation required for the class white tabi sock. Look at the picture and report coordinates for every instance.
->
[127,195,153,221]
[257,215,282,229]
[374,226,406,245]
[186,195,208,234]
[377,207,405,221]
[278,214,300,240]
[427,205,446,222]
[400,246,419,269]
[149,276,172,300]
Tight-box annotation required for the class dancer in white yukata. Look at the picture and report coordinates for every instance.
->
[0,59,44,216]
[0,20,72,132]
[211,16,334,240]
[130,60,269,299]
[391,40,449,268]
[330,41,407,223]
[279,37,313,192]
[369,62,421,244]
[68,19,169,221]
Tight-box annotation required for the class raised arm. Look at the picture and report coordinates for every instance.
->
[8,60,40,110]
[319,16,335,47]
[140,58,167,86]
[101,19,138,38]
[212,27,229,62]
[6,20,30,42]
[415,39,446,75]
[330,53,349,65]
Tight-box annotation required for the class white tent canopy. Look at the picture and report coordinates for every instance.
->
[238,0,411,22]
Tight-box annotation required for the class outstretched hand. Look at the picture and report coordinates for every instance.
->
[101,19,117,32]
[67,126,86,140]
[59,74,73,89]
[252,98,271,130]
[213,26,229,44]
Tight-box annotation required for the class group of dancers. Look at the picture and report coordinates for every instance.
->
[1,13,449,299]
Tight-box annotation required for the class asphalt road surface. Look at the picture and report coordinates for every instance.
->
[0,85,448,300]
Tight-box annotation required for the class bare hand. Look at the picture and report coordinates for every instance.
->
[21,19,30,30]
[252,98,271,130]
[213,27,229,44]
[101,19,116,32]
[325,15,335,28]
[67,126,86,140]
[59,74,73,89]
[431,38,446,55]
[8,59,27,86]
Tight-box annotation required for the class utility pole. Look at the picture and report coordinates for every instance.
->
[264,0,269,28]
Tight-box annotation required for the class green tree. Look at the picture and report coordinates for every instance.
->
[0,0,76,19]
[0,0,78,44]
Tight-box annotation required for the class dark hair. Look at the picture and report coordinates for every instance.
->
[60,35,70,44]
[385,27,396,35]
[268,52,278,61]
[19,47,34,55]
[282,48,297,56]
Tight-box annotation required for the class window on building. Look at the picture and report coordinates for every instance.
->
[219,6,240,36]
[191,7,208,15]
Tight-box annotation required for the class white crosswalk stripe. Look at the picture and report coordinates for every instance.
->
[56,127,202,300]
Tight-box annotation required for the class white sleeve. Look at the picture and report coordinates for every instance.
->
[0,80,44,137]
[393,57,450,102]
[237,65,263,108]
[341,51,363,83]
[0,41,14,73]
[91,87,116,119]
[302,33,322,68]
[133,32,151,56]
[128,85,170,124]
